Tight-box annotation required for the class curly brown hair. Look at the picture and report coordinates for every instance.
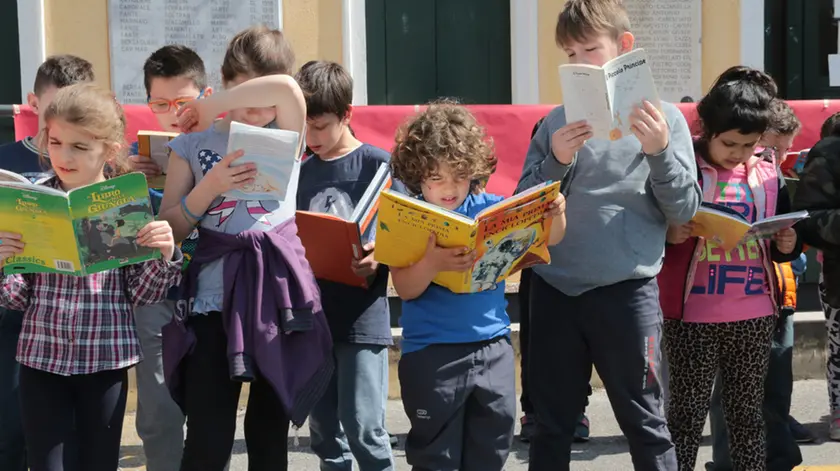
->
[391,101,497,196]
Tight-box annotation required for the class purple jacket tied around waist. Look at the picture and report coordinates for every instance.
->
[162,218,334,427]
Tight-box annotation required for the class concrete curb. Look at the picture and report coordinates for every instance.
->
[124,311,830,411]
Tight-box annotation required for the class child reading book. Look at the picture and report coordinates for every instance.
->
[0,83,182,471]
[659,67,801,471]
[516,2,701,469]
[159,26,333,471]
[389,100,566,471]
[294,60,396,471]
[0,54,94,471]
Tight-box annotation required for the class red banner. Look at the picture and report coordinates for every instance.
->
[14,100,840,196]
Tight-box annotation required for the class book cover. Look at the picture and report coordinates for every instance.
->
[374,181,561,293]
[224,121,301,201]
[690,202,809,251]
[0,173,159,276]
[137,130,179,189]
[296,163,393,288]
[559,48,660,140]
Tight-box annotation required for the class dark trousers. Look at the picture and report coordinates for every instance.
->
[709,313,803,471]
[19,365,128,471]
[0,310,25,471]
[527,275,675,471]
[180,313,291,471]
[664,316,775,471]
[518,269,591,416]
[399,337,516,471]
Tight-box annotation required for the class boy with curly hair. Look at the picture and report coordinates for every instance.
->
[389,101,567,470]
[516,1,701,469]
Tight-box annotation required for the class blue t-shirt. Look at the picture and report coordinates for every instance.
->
[0,137,53,182]
[399,192,511,354]
[297,144,395,345]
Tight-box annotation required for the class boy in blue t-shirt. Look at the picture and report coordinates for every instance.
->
[295,60,396,471]
[0,54,93,471]
[389,101,567,470]
[125,44,211,471]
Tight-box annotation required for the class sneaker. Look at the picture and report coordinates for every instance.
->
[830,410,840,441]
[574,413,590,442]
[389,432,398,447]
[519,414,535,443]
[788,415,816,443]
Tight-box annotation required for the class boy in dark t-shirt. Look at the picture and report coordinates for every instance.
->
[0,54,94,471]
[295,61,396,470]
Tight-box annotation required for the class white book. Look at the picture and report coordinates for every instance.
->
[224,121,302,201]
[558,48,661,141]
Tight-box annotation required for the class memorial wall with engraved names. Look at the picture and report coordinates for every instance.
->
[108,0,280,104]
[625,0,702,103]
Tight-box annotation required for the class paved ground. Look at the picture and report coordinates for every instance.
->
[119,379,840,470]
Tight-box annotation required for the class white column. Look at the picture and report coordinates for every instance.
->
[510,0,540,104]
[342,0,368,105]
[740,0,765,70]
[16,0,47,103]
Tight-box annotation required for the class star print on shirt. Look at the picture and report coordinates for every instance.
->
[198,149,223,175]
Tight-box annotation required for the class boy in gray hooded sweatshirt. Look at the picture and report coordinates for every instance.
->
[518,2,701,470]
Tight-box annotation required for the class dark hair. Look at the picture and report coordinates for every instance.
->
[142,45,208,96]
[33,55,95,96]
[696,66,776,138]
[221,25,295,83]
[767,99,801,136]
[821,112,840,139]
[391,99,496,195]
[295,61,353,119]
[555,0,630,47]
[531,117,546,139]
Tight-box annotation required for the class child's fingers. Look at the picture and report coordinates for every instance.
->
[0,232,23,241]
[221,149,246,166]
[643,100,662,120]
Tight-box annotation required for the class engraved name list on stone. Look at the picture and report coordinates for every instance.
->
[623,0,702,103]
[108,0,280,104]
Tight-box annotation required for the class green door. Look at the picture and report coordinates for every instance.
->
[366,0,512,105]
[0,1,21,144]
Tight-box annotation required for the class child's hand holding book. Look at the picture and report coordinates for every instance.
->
[773,228,797,254]
[422,233,475,274]
[0,232,24,267]
[351,243,379,278]
[136,221,177,261]
[551,121,592,165]
[629,101,669,156]
[666,222,696,245]
[128,154,163,179]
[195,149,257,199]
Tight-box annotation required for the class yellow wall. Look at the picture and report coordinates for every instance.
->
[41,0,344,90]
[536,0,744,104]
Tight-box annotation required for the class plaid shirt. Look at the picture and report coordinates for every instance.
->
[0,176,182,375]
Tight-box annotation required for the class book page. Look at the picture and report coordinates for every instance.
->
[603,49,661,141]
[558,65,612,139]
[68,173,158,275]
[0,169,30,184]
[471,181,560,293]
[0,186,80,275]
[746,210,809,241]
[224,121,300,202]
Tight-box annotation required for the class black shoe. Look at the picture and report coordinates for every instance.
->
[788,415,816,443]
[519,414,535,443]
[389,432,398,447]
[704,462,716,471]
[573,413,590,442]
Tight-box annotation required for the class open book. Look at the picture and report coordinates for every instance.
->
[0,172,159,276]
[296,163,393,288]
[137,130,179,189]
[374,181,561,294]
[690,202,809,251]
[224,121,301,200]
[0,169,52,185]
[559,48,660,141]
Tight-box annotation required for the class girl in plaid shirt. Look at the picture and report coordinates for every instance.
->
[0,83,183,471]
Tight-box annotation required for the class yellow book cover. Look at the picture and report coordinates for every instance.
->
[137,130,179,189]
[375,181,561,293]
[690,202,809,251]
[0,173,159,276]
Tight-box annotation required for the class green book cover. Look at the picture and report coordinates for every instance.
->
[1,172,159,276]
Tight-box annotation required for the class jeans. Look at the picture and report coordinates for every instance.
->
[309,342,393,471]
[0,309,25,471]
[134,301,186,471]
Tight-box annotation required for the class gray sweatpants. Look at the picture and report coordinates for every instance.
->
[134,300,186,471]
[399,337,516,471]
